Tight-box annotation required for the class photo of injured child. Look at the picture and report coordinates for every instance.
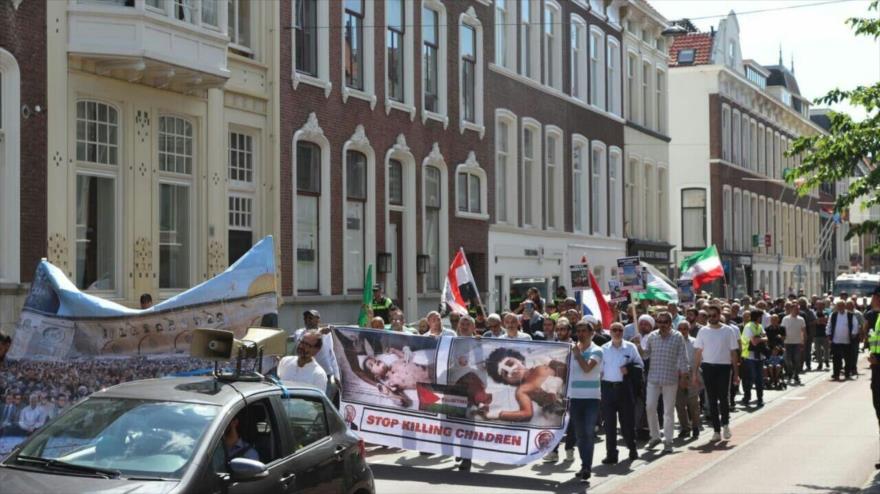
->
[332,327,439,410]
[445,339,570,428]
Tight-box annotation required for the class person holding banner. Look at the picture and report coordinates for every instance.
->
[600,322,643,464]
[568,319,604,484]
[500,313,532,340]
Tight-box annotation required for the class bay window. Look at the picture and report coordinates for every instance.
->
[682,188,707,250]
[296,141,321,292]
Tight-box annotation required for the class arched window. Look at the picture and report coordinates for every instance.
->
[345,150,367,291]
[495,110,518,224]
[455,152,488,219]
[424,163,444,290]
[295,141,322,292]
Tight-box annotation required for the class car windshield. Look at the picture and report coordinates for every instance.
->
[13,398,218,479]
[834,280,879,296]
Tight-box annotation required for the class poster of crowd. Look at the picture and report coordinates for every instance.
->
[0,236,279,457]
[332,326,572,464]
[677,278,695,305]
[569,264,590,291]
[616,256,646,293]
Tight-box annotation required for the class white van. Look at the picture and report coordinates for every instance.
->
[833,272,880,297]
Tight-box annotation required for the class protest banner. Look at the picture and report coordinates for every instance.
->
[607,279,627,303]
[617,256,646,293]
[0,237,279,456]
[331,326,571,464]
[570,264,590,291]
[677,279,695,305]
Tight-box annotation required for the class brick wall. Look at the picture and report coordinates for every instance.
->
[0,0,47,284]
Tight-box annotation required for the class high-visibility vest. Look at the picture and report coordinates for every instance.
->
[870,316,880,355]
[742,321,764,359]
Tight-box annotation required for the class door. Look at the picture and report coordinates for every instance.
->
[276,394,344,494]
[387,222,399,301]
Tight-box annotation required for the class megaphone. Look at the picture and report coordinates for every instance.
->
[240,327,287,358]
[191,328,236,360]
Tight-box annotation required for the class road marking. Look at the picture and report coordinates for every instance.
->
[781,396,806,400]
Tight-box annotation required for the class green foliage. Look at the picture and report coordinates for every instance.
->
[787,1,880,252]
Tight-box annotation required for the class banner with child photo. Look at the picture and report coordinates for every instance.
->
[331,326,572,464]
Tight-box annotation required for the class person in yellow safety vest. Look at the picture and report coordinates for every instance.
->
[868,286,880,469]
[740,309,768,408]
[370,284,394,324]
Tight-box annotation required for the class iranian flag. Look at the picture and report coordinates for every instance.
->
[680,245,724,290]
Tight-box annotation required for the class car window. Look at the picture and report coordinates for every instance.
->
[281,397,328,452]
[211,399,281,473]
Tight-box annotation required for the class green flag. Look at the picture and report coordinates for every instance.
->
[358,264,373,327]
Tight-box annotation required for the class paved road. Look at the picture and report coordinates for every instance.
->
[370,360,880,494]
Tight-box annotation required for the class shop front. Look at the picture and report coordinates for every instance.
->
[627,239,674,279]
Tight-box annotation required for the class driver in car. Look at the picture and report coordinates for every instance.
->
[223,415,259,462]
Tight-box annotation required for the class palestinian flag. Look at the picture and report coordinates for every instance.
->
[442,249,479,315]
[679,245,724,291]
[632,262,678,302]
[417,384,469,418]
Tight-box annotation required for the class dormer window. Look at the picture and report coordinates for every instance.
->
[677,49,695,65]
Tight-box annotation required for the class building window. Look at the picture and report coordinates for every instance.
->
[0,55,20,284]
[422,7,440,113]
[758,197,766,254]
[757,124,765,175]
[677,49,695,65]
[741,113,750,169]
[743,192,752,252]
[425,165,442,290]
[344,0,365,90]
[522,124,540,227]
[723,186,732,250]
[200,0,219,27]
[626,53,638,121]
[636,159,647,238]
[388,159,403,206]
[655,69,665,132]
[228,195,253,265]
[573,138,587,233]
[75,175,116,291]
[543,2,561,90]
[345,150,367,291]
[609,148,622,237]
[228,0,252,51]
[655,165,665,240]
[520,0,537,78]
[750,119,758,171]
[158,116,193,174]
[460,23,476,123]
[721,104,731,161]
[228,131,255,264]
[591,142,607,235]
[386,0,405,102]
[296,141,321,292]
[545,131,562,229]
[294,0,318,76]
[589,29,605,109]
[732,109,741,165]
[644,163,656,239]
[457,171,481,214]
[76,100,119,166]
[607,39,621,117]
[159,183,191,289]
[571,17,587,101]
[641,60,651,128]
[495,0,511,68]
[682,188,707,250]
[496,120,509,223]
[733,188,742,251]
[624,157,637,237]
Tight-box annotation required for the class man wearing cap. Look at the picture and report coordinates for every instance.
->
[289,310,340,380]
[370,284,394,324]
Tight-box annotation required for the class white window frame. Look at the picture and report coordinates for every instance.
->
[519,0,540,80]
[342,125,376,294]
[543,0,562,91]
[732,109,741,165]
[590,140,607,235]
[292,113,331,296]
[750,118,758,172]
[655,66,665,133]
[570,15,588,102]
[741,113,750,169]
[228,0,253,54]
[421,143,449,293]
[733,188,742,252]
[624,155,638,238]
[544,126,563,230]
[625,51,638,122]
[607,38,621,118]
[454,151,489,220]
[73,99,122,296]
[721,104,731,161]
[384,0,415,118]
[495,109,518,225]
[609,147,623,237]
[572,134,589,234]
[521,118,542,228]
[723,185,732,250]
[589,27,605,110]
[494,0,516,70]
[341,0,377,109]
[228,127,259,263]
[643,161,655,240]
[292,0,331,96]
[0,49,19,283]
[422,0,448,126]
[757,123,765,175]
[459,7,485,137]
[758,196,766,255]
[641,59,652,128]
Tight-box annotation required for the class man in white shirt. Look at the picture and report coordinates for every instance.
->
[600,322,643,464]
[499,312,532,340]
[692,304,740,442]
[287,310,340,380]
[277,330,328,392]
[782,302,806,385]
[827,299,860,380]
[481,313,505,337]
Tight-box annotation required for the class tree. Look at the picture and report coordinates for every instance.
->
[788,0,880,250]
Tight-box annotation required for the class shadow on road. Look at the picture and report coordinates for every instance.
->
[370,463,589,493]
[796,484,860,493]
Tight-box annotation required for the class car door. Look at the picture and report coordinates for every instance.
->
[274,393,344,494]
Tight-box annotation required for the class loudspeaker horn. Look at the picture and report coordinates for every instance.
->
[240,327,287,357]
[191,328,236,361]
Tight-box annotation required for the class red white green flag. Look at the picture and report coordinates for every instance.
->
[679,245,724,290]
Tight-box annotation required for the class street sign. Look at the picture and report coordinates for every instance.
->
[752,234,760,248]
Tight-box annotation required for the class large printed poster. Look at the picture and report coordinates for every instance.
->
[0,237,279,456]
[332,326,572,464]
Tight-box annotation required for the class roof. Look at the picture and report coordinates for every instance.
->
[764,65,801,95]
[92,376,325,406]
[668,32,714,67]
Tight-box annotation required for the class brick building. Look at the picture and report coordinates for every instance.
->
[280,1,492,324]
[0,0,46,332]
[667,12,828,298]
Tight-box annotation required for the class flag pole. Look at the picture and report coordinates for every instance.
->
[460,247,488,318]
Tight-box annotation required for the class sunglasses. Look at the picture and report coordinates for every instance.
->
[610,328,623,333]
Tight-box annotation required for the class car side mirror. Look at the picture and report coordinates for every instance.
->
[228,457,269,482]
